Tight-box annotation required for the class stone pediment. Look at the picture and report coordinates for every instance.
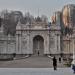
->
[30,22,48,29]
[16,21,48,30]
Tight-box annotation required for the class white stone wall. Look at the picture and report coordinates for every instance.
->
[0,41,7,54]
[63,40,73,54]
[7,42,16,54]
[21,34,31,54]
[15,22,62,55]
[49,31,61,55]
[0,40,16,54]
[16,34,22,54]
[49,35,57,54]
[15,29,61,55]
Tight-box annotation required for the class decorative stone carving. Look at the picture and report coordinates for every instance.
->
[50,37,55,48]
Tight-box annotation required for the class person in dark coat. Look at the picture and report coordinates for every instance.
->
[72,65,75,73]
[38,51,39,56]
[53,56,57,70]
[59,57,61,63]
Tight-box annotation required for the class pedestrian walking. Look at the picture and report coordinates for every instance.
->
[38,51,39,56]
[72,61,75,73]
[59,57,61,63]
[72,64,75,73]
[53,56,57,70]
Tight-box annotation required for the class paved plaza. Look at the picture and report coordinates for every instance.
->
[0,56,66,68]
[0,68,74,75]
[0,56,74,75]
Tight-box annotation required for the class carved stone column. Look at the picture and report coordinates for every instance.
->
[55,34,61,54]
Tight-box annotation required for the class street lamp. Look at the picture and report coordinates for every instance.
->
[49,27,51,56]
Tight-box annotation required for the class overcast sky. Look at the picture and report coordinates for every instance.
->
[0,0,75,21]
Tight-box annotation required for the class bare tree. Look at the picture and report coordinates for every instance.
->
[24,12,34,23]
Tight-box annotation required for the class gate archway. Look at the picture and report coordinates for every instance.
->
[33,35,44,56]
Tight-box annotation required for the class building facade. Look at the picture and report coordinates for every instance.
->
[0,17,74,59]
[16,20,61,56]
[0,4,75,59]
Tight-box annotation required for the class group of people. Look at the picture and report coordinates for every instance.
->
[52,56,61,70]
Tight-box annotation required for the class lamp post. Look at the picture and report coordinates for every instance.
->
[49,27,51,56]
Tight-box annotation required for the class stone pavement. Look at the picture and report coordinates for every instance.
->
[0,68,74,75]
[0,56,66,68]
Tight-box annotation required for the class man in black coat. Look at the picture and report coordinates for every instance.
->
[38,51,39,56]
[53,56,57,70]
[59,57,61,63]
